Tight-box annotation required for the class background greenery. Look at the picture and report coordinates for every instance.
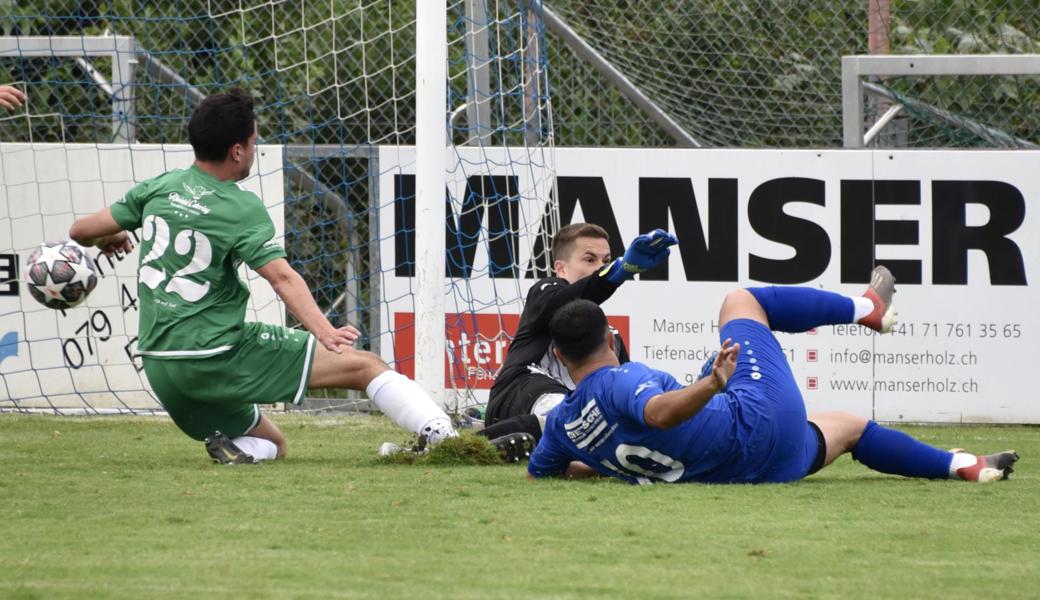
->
[550,0,1040,147]
[2,1,1038,148]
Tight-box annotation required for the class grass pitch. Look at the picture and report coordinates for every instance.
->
[1,414,1037,599]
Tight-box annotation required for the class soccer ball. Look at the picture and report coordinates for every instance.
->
[24,240,99,310]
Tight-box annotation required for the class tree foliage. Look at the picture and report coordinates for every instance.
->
[2,1,1036,147]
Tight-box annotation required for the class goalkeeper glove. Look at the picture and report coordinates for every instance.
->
[600,229,678,284]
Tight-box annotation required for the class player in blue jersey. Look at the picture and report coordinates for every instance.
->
[528,268,1019,484]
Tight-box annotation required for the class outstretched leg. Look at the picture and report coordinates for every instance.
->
[736,266,896,333]
[809,411,1018,482]
[309,345,456,445]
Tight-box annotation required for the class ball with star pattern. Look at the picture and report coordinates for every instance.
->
[24,240,99,310]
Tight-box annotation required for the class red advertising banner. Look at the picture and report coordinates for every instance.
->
[393,312,630,389]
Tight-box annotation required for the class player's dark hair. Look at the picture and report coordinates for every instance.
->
[549,299,609,363]
[188,88,256,162]
[551,223,608,263]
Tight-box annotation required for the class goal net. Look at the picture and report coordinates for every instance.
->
[863,73,1039,148]
[543,0,1039,148]
[0,1,555,414]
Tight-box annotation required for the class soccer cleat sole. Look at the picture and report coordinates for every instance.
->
[860,266,897,333]
[490,432,536,463]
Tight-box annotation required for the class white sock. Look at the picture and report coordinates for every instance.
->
[231,436,278,461]
[948,452,978,477]
[852,296,875,322]
[366,370,457,440]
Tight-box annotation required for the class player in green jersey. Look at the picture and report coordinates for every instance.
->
[69,89,456,464]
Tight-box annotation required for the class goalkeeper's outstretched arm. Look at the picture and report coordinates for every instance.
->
[599,228,678,285]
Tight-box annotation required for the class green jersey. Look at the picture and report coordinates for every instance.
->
[110,165,286,359]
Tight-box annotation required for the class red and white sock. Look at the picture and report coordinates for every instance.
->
[948,452,979,479]
[851,296,875,323]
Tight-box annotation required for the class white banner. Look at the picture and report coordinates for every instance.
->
[1,143,285,409]
[379,147,1040,423]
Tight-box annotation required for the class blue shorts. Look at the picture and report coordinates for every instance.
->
[717,318,820,483]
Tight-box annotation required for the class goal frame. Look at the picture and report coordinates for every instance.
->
[841,53,1040,148]
[0,35,138,143]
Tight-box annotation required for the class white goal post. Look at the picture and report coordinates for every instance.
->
[414,1,449,407]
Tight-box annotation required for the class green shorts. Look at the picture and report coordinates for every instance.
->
[143,322,316,441]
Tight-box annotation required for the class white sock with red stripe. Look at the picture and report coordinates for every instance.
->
[948,452,977,477]
[851,296,875,322]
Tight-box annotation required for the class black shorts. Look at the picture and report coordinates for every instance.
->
[806,420,828,476]
[486,369,569,425]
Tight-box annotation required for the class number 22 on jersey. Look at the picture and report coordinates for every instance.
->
[139,214,213,302]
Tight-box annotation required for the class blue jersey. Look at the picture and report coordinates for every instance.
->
[529,320,822,484]
[528,362,746,484]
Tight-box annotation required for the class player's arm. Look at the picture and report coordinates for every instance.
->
[643,339,739,429]
[548,228,679,309]
[525,273,620,327]
[526,433,577,480]
[69,208,134,256]
[256,258,359,353]
[525,461,600,481]
[528,229,680,318]
[564,461,601,479]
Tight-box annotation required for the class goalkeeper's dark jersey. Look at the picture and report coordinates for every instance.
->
[490,271,628,400]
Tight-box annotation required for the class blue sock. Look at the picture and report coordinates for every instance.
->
[746,286,854,333]
[851,421,953,479]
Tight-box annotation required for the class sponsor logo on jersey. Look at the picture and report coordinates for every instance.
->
[168,191,212,216]
[168,183,215,217]
[183,183,215,201]
[565,398,611,450]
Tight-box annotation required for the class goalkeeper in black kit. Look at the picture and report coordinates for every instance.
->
[480,223,677,461]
